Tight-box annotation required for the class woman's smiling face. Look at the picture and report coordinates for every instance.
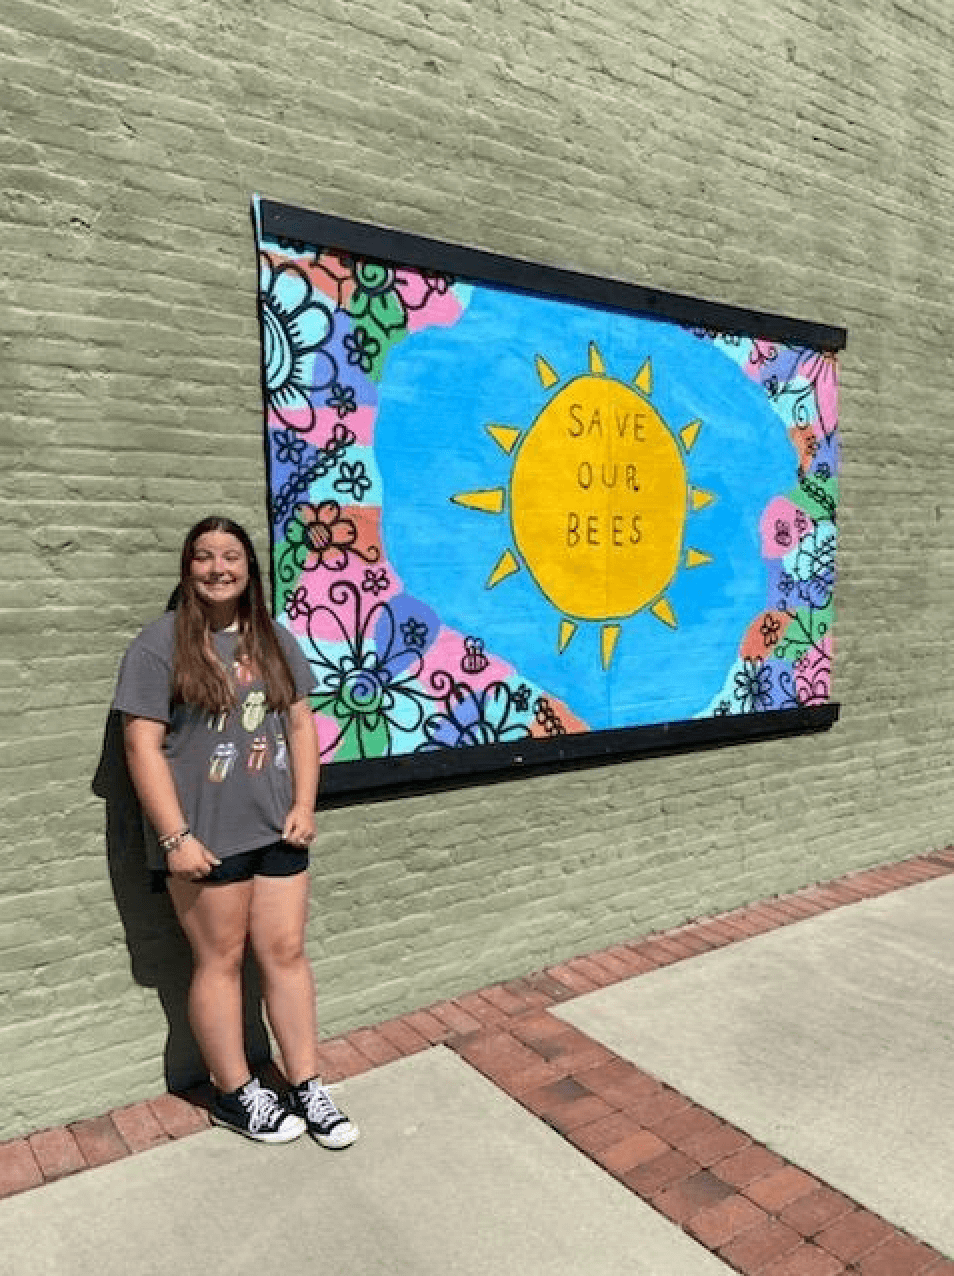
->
[189,530,249,619]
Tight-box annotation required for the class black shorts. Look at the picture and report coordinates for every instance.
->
[153,840,308,890]
[204,840,309,884]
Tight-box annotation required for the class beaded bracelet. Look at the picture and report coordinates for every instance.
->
[158,827,191,855]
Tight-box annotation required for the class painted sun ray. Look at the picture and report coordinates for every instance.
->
[588,342,606,375]
[680,420,702,452]
[558,618,578,653]
[690,488,716,511]
[535,355,559,389]
[486,425,522,454]
[600,624,621,670]
[486,549,520,589]
[651,598,678,628]
[633,358,652,396]
[451,488,506,514]
[686,548,713,569]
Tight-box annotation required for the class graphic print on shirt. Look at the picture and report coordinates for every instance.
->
[233,659,257,686]
[247,733,268,771]
[241,690,267,732]
[207,709,228,733]
[209,741,238,782]
[273,725,289,771]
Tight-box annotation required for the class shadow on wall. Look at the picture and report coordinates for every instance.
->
[91,710,272,1094]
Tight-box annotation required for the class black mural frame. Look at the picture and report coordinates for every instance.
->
[257,198,844,800]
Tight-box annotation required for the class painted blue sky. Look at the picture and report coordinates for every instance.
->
[374,285,793,729]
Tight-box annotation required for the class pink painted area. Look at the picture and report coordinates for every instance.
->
[421,627,509,684]
[798,351,838,433]
[759,496,805,559]
[313,710,345,756]
[311,405,377,447]
[743,339,780,384]
[268,404,311,432]
[405,289,464,333]
[795,635,833,705]
[283,571,347,645]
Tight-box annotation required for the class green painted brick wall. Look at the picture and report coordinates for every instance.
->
[1,0,952,1138]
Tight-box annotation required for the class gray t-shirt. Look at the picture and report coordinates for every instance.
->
[112,611,316,867]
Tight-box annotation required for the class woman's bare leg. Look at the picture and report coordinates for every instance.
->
[247,871,318,1085]
[167,876,255,1093]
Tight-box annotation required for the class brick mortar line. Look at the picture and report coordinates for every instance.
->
[1,846,953,1235]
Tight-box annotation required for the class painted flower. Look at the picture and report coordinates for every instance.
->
[748,339,779,370]
[333,460,372,502]
[323,653,396,727]
[512,683,532,712]
[325,420,357,458]
[285,586,311,621]
[347,260,409,337]
[733,658,774,712]
[285,501,358,572]
[343,325,381,374]
[326,381,357,418]
[810,430,839,481]
[760,614,782,648]
[259,253,337,432]
[400,617,429,649]
[419,682,530,750]
[316,647,425,757]
[362,567,390,596]
[397,269,455,313]
[421,271,452,296]
[794,522,836,608]
[760,497,803,559]
[794,642,832,705]
[306,583,429,759]
[273,428,307,467]
[533,696,566,737]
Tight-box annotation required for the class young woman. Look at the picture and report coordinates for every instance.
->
[113,516,357,1148]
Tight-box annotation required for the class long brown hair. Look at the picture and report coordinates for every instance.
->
[171,516,298,713]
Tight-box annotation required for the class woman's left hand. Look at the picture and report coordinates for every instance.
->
[283,802,316,849]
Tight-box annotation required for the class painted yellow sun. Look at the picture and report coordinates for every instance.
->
[451,344,715,669]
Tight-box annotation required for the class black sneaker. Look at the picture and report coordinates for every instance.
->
[290,1077,359,1149]
[211,1078,306,1143]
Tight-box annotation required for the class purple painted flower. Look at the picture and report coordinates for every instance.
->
[419,682,530,750]
[733,658,773,712]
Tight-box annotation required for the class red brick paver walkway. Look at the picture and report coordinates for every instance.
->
[4,847,954,1276]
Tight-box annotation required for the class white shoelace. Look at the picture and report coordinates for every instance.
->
[301,1082,345,1129]
[239,1081,287,1133]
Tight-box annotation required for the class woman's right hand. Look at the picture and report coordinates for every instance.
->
[166,835,222,881]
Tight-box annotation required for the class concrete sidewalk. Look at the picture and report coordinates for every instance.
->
[2,851,953,1276]
[0,1049,733,1276]
[557,872,954,1258]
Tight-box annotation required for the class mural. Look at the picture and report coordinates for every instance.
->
[253,198,842,792]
